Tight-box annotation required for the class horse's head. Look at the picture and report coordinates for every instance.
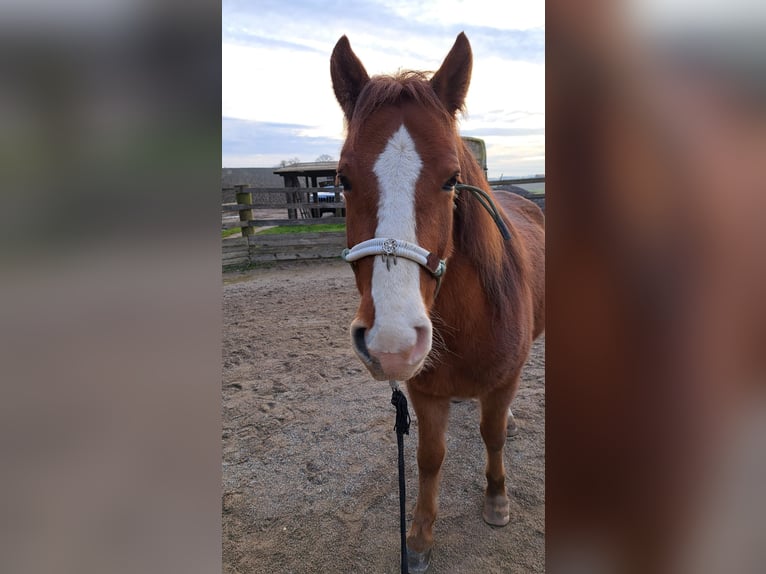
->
[331,33,473,381]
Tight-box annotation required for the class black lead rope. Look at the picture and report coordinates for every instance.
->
[390,382,411,574]
[373,184,507,574]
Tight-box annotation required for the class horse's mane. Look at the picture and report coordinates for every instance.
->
[350,71,457,128]
[453,140,524,320]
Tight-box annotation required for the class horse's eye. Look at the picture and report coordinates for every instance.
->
[337,175,352,191]
[442,176,458,191]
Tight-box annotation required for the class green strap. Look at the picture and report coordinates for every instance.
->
[454,183,511,240]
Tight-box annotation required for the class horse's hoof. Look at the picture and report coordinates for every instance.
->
[407,546,432,573]
[507,415,520,437]
[507,407,519,437]
[483,494,510,526]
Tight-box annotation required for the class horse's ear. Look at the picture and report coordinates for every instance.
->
[431,32,473,116]
[331,36,370,121]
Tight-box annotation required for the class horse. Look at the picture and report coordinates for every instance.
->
[330,33,545,571]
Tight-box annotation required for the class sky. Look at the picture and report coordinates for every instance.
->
[222,0,544,179]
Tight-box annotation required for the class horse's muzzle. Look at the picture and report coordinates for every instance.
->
[351,322,430,381]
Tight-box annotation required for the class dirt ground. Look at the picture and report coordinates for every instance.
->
[222,259,545,573]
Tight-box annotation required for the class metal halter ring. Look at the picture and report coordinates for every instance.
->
[381,238,398,270]
[341,237,447,296]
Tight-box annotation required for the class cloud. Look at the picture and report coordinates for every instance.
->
[221,116,543,176]
[462,126,545,137]
[223,30,325,55]
[462,26,544,63]
[222,117,343,166]
[222,0,408,53]
[223,0,544,65]
[222,0,545,174]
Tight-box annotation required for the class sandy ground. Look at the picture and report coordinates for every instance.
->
[222,259,544,573]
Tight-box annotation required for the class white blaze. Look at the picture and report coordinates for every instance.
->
[368,124,432,355]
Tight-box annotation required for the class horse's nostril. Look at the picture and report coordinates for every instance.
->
[352,325,371,361]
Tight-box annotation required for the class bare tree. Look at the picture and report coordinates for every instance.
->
[277,157,301,168]
[316,154,334,162]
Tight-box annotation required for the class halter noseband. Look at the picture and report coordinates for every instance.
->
[341,238,448,297]
[340,183,510,298]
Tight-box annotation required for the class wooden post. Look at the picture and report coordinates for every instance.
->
[284,175,299,220]
[235,184,254,237]
[310,176,319,218]
[334,189,343,217]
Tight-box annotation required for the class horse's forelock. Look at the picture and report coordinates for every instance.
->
[348,72,454,134]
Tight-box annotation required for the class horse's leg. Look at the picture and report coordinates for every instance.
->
[480,386,514,526]
[406,387,450,573]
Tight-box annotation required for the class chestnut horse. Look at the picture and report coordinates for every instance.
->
[331,33,544,571]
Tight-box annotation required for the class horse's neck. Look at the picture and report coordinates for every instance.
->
[455,146,509,270]
[442,145,523,319]
[440,202,494,305]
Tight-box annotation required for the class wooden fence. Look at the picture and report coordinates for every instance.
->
[222,178,545,268]
[222,184,347,266]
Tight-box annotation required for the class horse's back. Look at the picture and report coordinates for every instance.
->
[495,190,544,228]
[495,190,545,338]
